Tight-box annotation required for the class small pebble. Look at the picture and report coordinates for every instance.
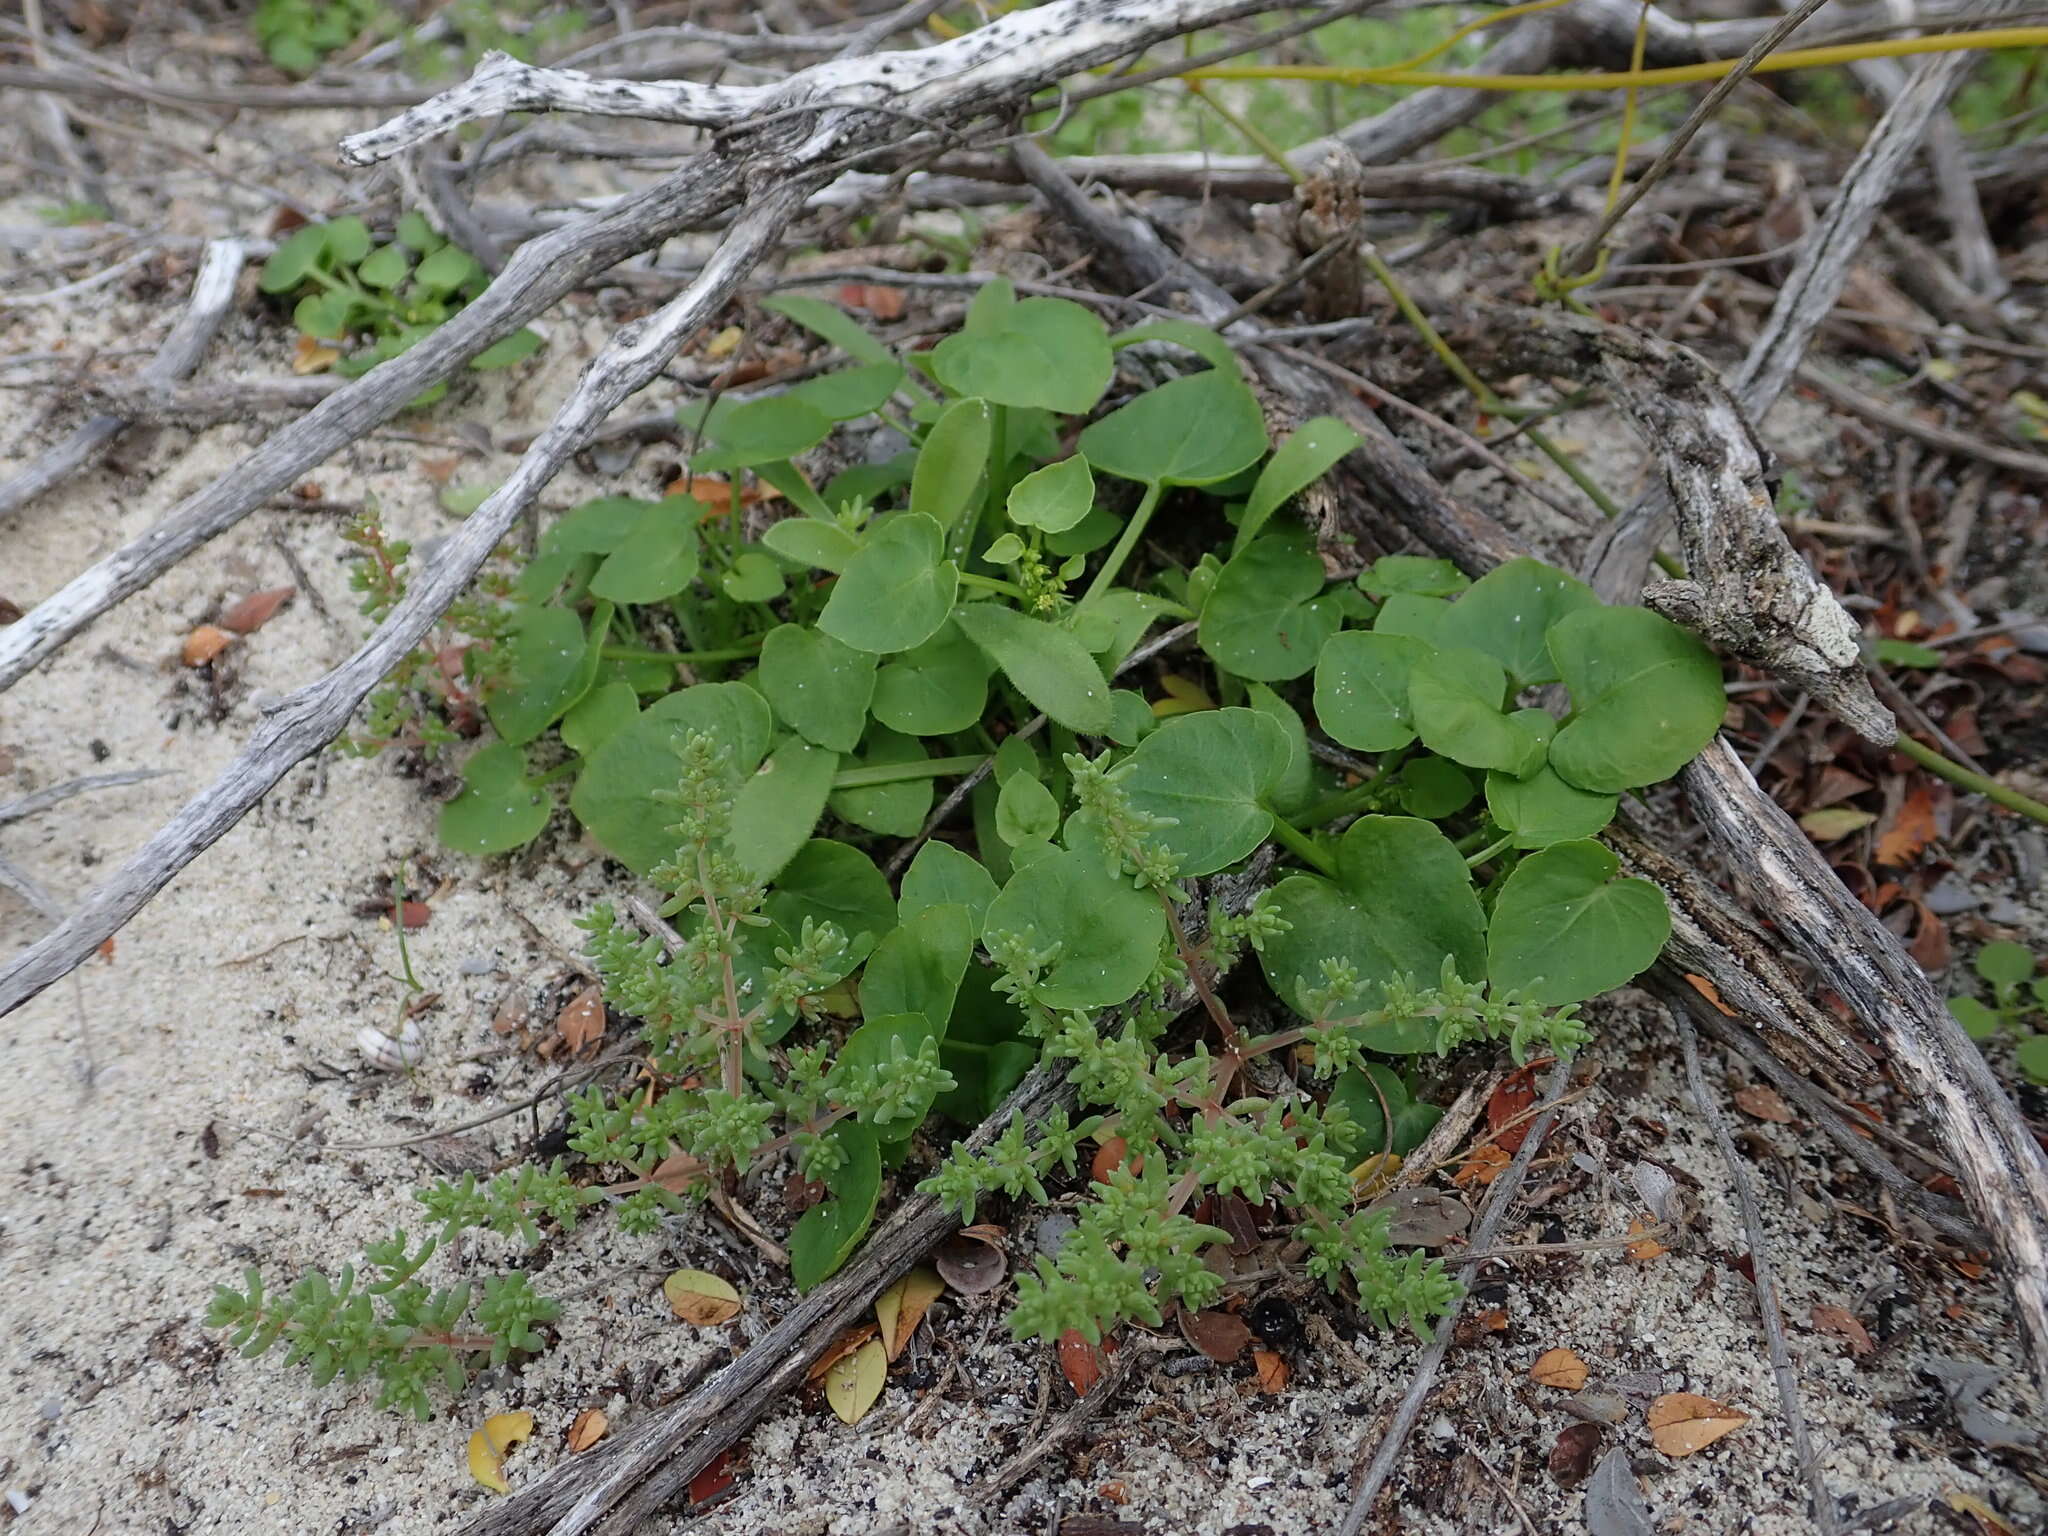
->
[6,1490,33,1515]
[1923,874,1980,916]
[458,954,499,976]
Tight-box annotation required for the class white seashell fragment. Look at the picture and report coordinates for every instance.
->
[356,1019,426,1071]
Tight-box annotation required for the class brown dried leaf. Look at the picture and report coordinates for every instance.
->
[874,1266,944,1361]
[564,1408,608,1452]
[1251,1348,1290,1394]
[1624,1217,1669,1263]
[220,586,295,634]
[1548,1423,1603,1488]
[1944,1493,2018,1536]
[1810,1304,1874,1356]
[1875,781,1938,866]
[1179,1307,1253,1363]
[1647,1392,1749,1457]
[825,1338,886,1426]
[1453,1143,1511,1187]
[181,624,234,667]
[805,1322,878,1383]
[1059,1328,1107,1397]
[663,1268,741,1326]
[1733,1084,1795,1124]
[555,984,606,1055]
[1487,1060,1548,1153]
[1683,973,1735,1016]
[1531,1347,1591,1390]
[292,332,340,375]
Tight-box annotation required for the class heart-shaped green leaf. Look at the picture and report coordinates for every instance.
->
[587,500,702,605]
[763,840,897,966]
[830,726,933,837]
[730,739,837,882]
[758,623,876,753]
[1409,646,1546,775]
[1198,530,1340,682]
[1359,555,1469,599]
[982,847,1165,1011]
[761,514,860,574]
[1485,765,1618,849]
[1434,557,1598,689]
[790,1121,881,1289]
[485,601,605,747]
[995,772,1061,847]
[1007,454,1095,534]
[438,742,551,855]
[1079,368,1268,488]
[1545,606,1725,792]
[1327,1064,1443,1159]
[931,297,1112,413]
[1108,708,1289,875]
[687,394,834,472]
[1314,630,1427,752]
[1258,816,1487,1039]
[1487,839,1670,1004]
[820,513,959,654]
[898,840,999,937]
[952,602,1113,734]
[870,619,991,734]
[861,904,974,1033]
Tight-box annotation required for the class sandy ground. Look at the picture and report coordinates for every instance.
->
[4,175,2046,1536]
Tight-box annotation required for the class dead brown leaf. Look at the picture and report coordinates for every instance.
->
[1531,1347,1590,1390]
[1179,1307,1252,1363]
[663,1268,742,1326]
[1452,1143,1511,1188]
[1624,1217,1669,1262]
[554,984,606,1054]
[1548,1423,1602,1488]
[1684,973,1735,1016]
[805,1322,878,1383]
[1059,1328,1108,1397]
[1647,1392,1749,1456]
[1250,1348,1290,1394]
[220,586,295,634]
[1810,1304,1874,1356]
[935,1225,1007,1295]
[181,624,234,667]
[1875,780,1938,866]
[292,333,339,375]
[1733,1083,1795,1124]
[564,1408,608,1452]
[874,1266,944,1361]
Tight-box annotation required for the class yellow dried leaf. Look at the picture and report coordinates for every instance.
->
[1625,1217,1669,1262]
[704,324,745,360]
[467,1410,534,1493]
[181,624,235,668]
[1647,1392,1749,1457]
[825,1337,887,1425]
[1530,1347,1590,1390]
[1348,1152,1401,1202]
[564,1408,608,1452]
[874,1266,945,1362]
[806,1323,877,1384]
[292,333,340,375]
[1799,807,1876,842]
[664,1268,742,1326]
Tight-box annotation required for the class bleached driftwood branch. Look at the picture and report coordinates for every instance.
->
[0,238,245,519]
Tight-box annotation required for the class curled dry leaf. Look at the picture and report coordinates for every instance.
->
[935,1226,1008,1295]
[825,1337,887,1426]
[664,1268,742,1326]
[1549,1423,1603,1488]
[1348,1152,1400,1202]
[181,623,234,667]
[564,1408,608,1452]
[1945,1491,2019,1536]
[1487,1059,1550,1153]
[220,586,296,634]
[688,1447,737,1504]
[1179,1306,1253,1363]
[1250,1348,1290,1394]
[292,333,340,374]
[806,1323,878,1384]
[1452,1142,1511,1187]
[875,1266,944,1361]
[1733,1083,1795,1124]
[554,984,607,1055]
[1531,1346,1591,1390]
[1646,1392,1749,1457]
[466,1410,534,1494]
[1558,1387,1630,1426]
[1683,973,1735,1016]
[1624,1218,1669,1263]
[1810,1304,1874,1357]
[1059,1328,1108,1397]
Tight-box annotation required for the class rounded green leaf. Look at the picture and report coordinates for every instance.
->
[791,362,903,422]
[1314,630,1427,752]
[910,397,992,529]
[982,847,1164,1011]
[1237,416,1361,551]
[2016,1034,2048,1085]
[687,394,834,472]
[1258,816,1488,1040]
[1396,756,1476,819]
[731,740,837,883]
[569,683,773,875]
[952,603,1113,734]
[1328,1064,1443,1160]
[485,603,602,747]
[1110,318,1237,371]
[1409,646,1546,775]
[356,243,410,290]
[1947,996,2001,1041]
[438,742,550,855]
[1546,606,1725,792]
[762,293,893,366]
[995,772,1061,847]
[820,514,959,655]
[559,679,639,759]
[870,619,991,734]
[1486,840,1670,1005]
[830,726,932,837]
[1975,940,2037,989]
[764,840,897,966]
[758,624,876,753]
[470,328,544,371]
[1007,455,1095,534]
[1435,557,1598,688]
[1485,765,1618,849]
[1108,708,1289,876]
[899,841,999,937]
[323,216,373,266]
[761,515,860,574]
[860,905,974,1031]
[930,298,1112,413]
[259,224,327,292]
[412,241,478,295]
[1245,682,1314,816]
[588,501,701,605]
[1197,531,1340,682]
[1359,556,1469,599]
[721,550,785,604]
[1374,592,1451,642]
[1079,368,1269,488]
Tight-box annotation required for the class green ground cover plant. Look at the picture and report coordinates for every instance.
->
[216,281,1732,1412]
[1948,941,2048,1087]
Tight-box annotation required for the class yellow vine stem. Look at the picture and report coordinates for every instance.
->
[1604,1,1653,217]
[1184,28,2048,92]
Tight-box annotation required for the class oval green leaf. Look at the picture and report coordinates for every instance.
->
[982,847,1164,1011]
[910,397,992,529]
[1314,630,1427,753]
[1434,557,1598,689]
[1108,708,1289,876]
[1237,416,1361,551]
[1546,606,1724,792]
[1007,454,1095,534]
[758,623,876,753]
[952,603,1113,734]
[1197,531,1340,683]
[819,513,959,655]
[1486,839,1670,1004]
[1079,368,1269,488]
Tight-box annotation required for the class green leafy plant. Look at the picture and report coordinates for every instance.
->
[253,0,391,75]
[1948,941,2048,1086]
[259,214,542,404]
[230,281,1741,1410]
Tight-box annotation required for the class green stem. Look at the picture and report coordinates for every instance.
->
[957,571,1031,601]
[1465,832,1516,868]
[831,754,988,790]
[1185,78,1306,183]
[531,760,580,787]
[1292,779,1384,829]
[1264,805,1339,877]
[1892,733,2048,826]
[599,643,759,665]
[1078,480,1166,612]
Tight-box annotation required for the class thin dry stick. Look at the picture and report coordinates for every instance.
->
[1335,1058,1574,1536]
[0,238,245,519]
[0,769,175,826]
[1675,1007,1839,1535]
